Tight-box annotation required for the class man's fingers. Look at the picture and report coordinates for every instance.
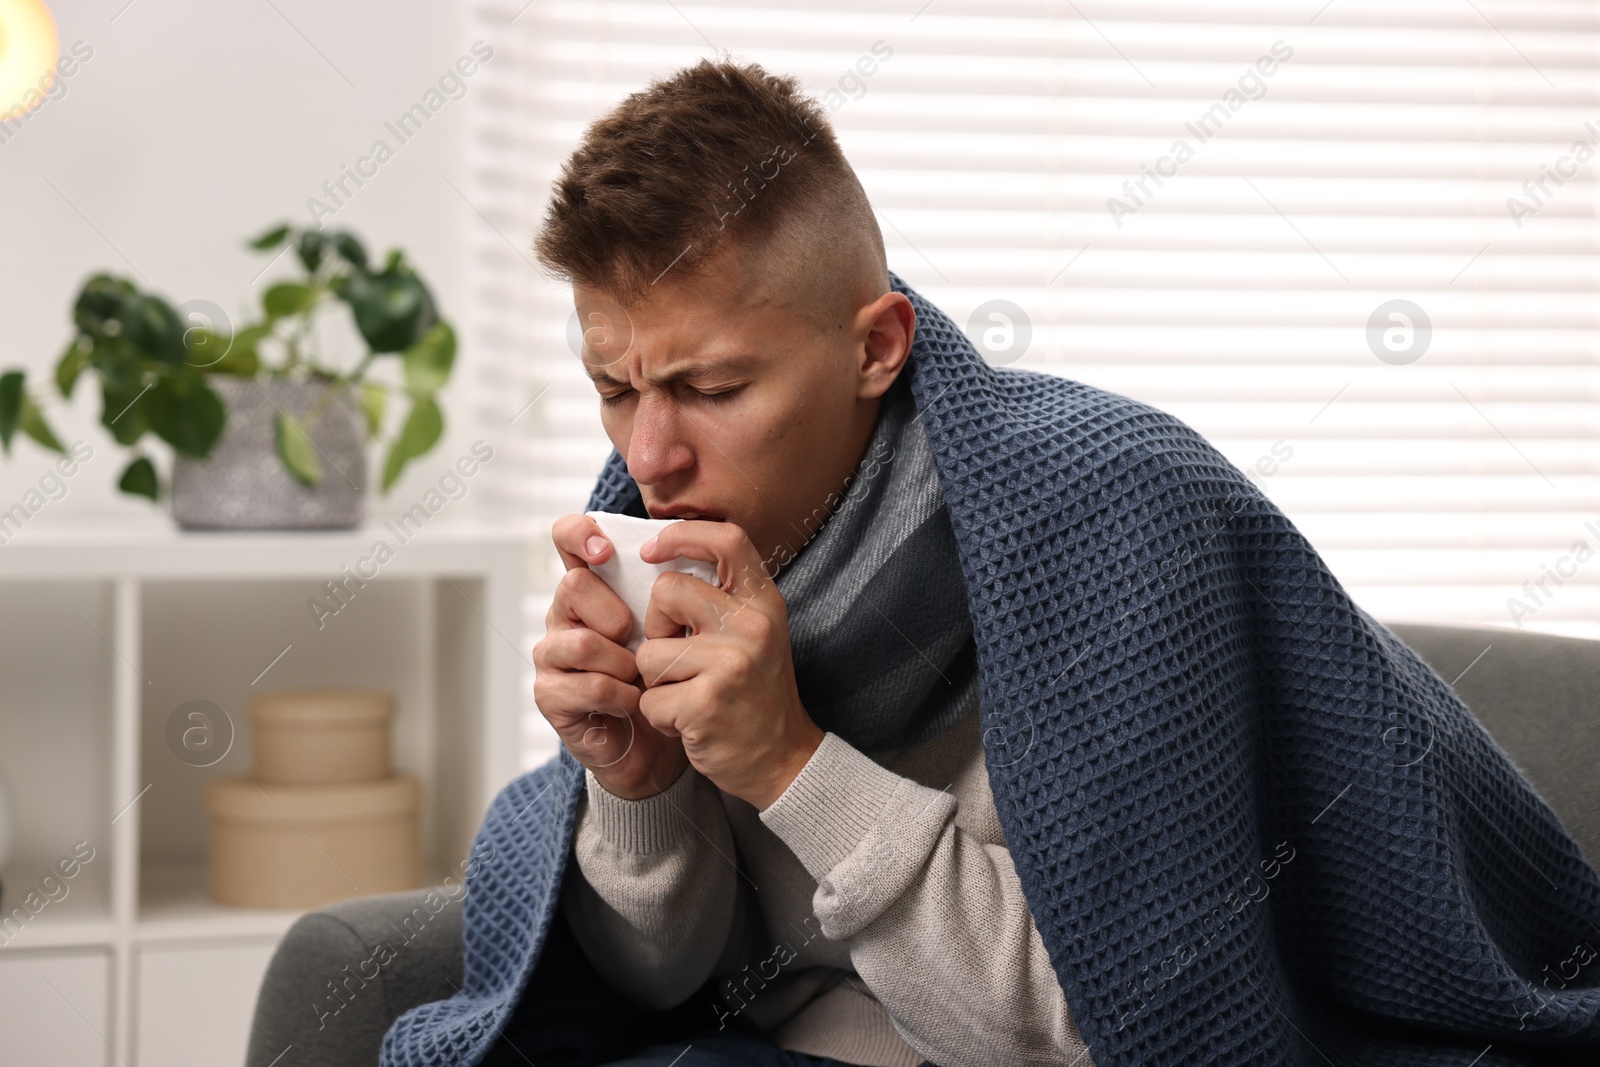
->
[640,518,771,599]
[551,567,633,646]
[635,635,719,689]
[642,569,741,640]
[541,668,642,721]
[573,709,640,768]
[637,675,707,738]
[538,625,638,683]
[552,512,613,572]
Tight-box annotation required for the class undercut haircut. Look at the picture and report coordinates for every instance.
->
[533,59,888,320]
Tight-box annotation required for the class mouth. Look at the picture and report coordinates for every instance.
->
[648,505,726,522]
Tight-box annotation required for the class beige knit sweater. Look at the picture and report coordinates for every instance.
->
[558,705,1096,1067]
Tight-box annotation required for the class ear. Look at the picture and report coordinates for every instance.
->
[855,291,915,400]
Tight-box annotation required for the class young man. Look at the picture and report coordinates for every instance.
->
[525,59,1082,1067]
[380,60,1600,1067]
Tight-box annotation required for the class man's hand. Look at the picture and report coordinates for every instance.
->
[532,513,690,800]
[635,520,824,811]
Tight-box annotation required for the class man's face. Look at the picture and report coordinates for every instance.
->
[574,246,908,573]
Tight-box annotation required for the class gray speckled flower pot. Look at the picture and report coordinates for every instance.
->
[171,377,367,530]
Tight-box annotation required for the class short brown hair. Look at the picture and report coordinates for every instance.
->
[534,59,886,311]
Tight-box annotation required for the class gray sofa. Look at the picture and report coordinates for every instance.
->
[244,622,1600,1066]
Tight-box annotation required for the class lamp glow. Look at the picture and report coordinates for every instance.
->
[0,0,60,122]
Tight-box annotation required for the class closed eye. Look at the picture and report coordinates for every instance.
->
[598,384,745,407]
[693,385,744,403]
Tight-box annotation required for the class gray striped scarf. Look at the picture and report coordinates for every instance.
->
[773,371,978,756]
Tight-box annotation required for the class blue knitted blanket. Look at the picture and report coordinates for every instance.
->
[382,272,1600,1066]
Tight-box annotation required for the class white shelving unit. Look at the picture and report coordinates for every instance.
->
[0,516,528,1067]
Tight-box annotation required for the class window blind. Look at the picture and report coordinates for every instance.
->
[459,0,1600,760]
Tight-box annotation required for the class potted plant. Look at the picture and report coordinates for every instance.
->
[0,222,457,529]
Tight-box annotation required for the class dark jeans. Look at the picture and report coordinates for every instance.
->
[597,1034,933,1066]
[598,1034,855,1065]
[478,906,937,1067]
[248,888,939,1067]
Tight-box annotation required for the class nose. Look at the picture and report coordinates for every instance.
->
[624,390,695,486]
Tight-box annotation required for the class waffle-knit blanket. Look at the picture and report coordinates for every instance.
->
[381,272,1600,1066]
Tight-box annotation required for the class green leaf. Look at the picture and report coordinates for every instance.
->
[0,371,23,454]
[73,274,136,336]
[380,439,406,492]
[344,269,428,353]
[56,336,91,398]
[100,375,151,446]
[360,381,386,438]
[297,230,327,273]
[19,395,66,454]
[332,232,368,271]
[402,321,455,394]
[203,323,268,377]
[147,373,227,458]
[415,278,439,337]
[118,456,158,500]
[123,294,188,364]
[248,223,292,250]
[263,282,316,320]
[87,333,141,381]
[182,328,230,370]
[402,393,443,455]
[276,411,322,486]
[381,394,443,491]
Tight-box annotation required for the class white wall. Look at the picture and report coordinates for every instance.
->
[0,0,496,526]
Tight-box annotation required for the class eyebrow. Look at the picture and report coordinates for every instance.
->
[585,355,759,387]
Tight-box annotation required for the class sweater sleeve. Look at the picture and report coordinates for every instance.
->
[559,762,753,1011]
[759,731,1092,1067]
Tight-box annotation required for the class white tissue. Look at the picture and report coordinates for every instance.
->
[585,511,722,652]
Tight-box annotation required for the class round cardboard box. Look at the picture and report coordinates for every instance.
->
[249,688,394,785]
[205,773,420,909]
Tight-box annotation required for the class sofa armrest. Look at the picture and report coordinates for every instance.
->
[1384,621,1600,871]
[246,887,464,1067]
